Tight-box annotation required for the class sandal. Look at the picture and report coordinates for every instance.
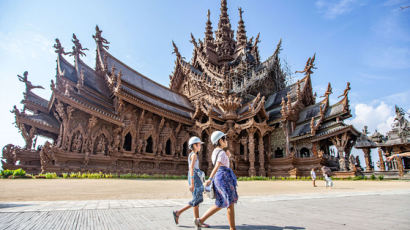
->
[172,210,179,225]
[194,218,202,230]
[200,223,210,228]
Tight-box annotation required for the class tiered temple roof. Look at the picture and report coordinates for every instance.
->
[4,0,361,177]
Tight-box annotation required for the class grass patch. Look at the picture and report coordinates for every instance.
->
[1,168,27,178]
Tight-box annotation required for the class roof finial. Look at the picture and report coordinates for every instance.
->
[172,41,181,59]
[320,82,332,99]
[93,25,110,50]
[273,39,282,57]
[53,38,68,55]
[253,33,260,47]
[338,82,351,98]
[17,71,44,92]
[190,33,198,47]
[295,53,316,76]
[69,33,88,57]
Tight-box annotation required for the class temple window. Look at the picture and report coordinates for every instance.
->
[123,132,132,151]
[165,139,171,155]
[275,147,284,158]
[182,141,188,156]
[146,136,153,153]
[201,116,208,123]
[240,144,245,155]
[300,147,310,158]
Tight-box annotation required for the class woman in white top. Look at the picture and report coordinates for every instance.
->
[194,131,238,230]
[311,168,317,187]
[173,136,210,228]
[321,166,333,188]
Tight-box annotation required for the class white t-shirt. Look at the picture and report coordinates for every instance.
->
[211,147,230,168]
[310,170,316,179]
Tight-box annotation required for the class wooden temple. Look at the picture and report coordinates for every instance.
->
[2,0,361,177]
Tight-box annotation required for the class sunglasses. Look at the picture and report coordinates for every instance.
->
[221,136,227,141]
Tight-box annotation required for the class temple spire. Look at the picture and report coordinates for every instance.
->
[215,0,235,58]
[236,7,247,47]
[204,9,214,45]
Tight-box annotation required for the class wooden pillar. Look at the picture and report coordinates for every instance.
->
[207,138,213,175]
[378,148,386,171]
[240,137,248,161]
[258,134,265,176]
[395,155,404,177]
[337,147,347,171]
[266,134,272,176]
[331,133,350,172]
[248,128,256,176]
[312,142,318,157]
[284,121,291,156]
[362,148,373,172]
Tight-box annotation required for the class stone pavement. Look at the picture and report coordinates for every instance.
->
[0,190,409,230]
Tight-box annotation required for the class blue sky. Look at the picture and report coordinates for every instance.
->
[0,0,409,169]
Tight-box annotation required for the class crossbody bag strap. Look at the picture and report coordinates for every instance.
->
[213,149,223,166]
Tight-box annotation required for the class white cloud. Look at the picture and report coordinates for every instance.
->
[348,101,395,134]
[315,0,360,19]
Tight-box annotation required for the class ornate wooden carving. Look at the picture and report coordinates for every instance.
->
[247,127,257,176]
[4,1,360,177]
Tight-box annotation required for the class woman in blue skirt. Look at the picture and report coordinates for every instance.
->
[194,131,238,230]
[173,136,210,228]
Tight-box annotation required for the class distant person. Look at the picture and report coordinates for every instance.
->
[194,131,238,230]
[173,136,210,228]
[311,168,317,187]
[386,152,410,161]
[322,167,333,188]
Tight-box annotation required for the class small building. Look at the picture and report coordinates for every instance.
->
[355,106,410,178]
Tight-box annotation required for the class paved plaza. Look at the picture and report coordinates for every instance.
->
[0,190,409,230]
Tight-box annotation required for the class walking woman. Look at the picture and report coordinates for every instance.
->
[321,166,333,188]
[311,168,317,187]
[173,136,210,228]
[194,131,238,230]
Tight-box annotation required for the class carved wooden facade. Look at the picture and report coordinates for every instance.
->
[2,0,360,177]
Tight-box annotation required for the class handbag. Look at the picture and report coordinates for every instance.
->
[206,149,223,199]
[198,170,205,183]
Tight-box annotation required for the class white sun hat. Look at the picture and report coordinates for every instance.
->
[210,130,226,145]
[188,136,204,148]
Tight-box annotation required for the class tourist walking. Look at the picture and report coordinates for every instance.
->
[173,136,210,228]
[194,131,238,230]
[311,168,317,187]
[321,166,333,188]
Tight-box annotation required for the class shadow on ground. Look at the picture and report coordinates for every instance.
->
[0,203,32,209]
[178,225,305,229]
